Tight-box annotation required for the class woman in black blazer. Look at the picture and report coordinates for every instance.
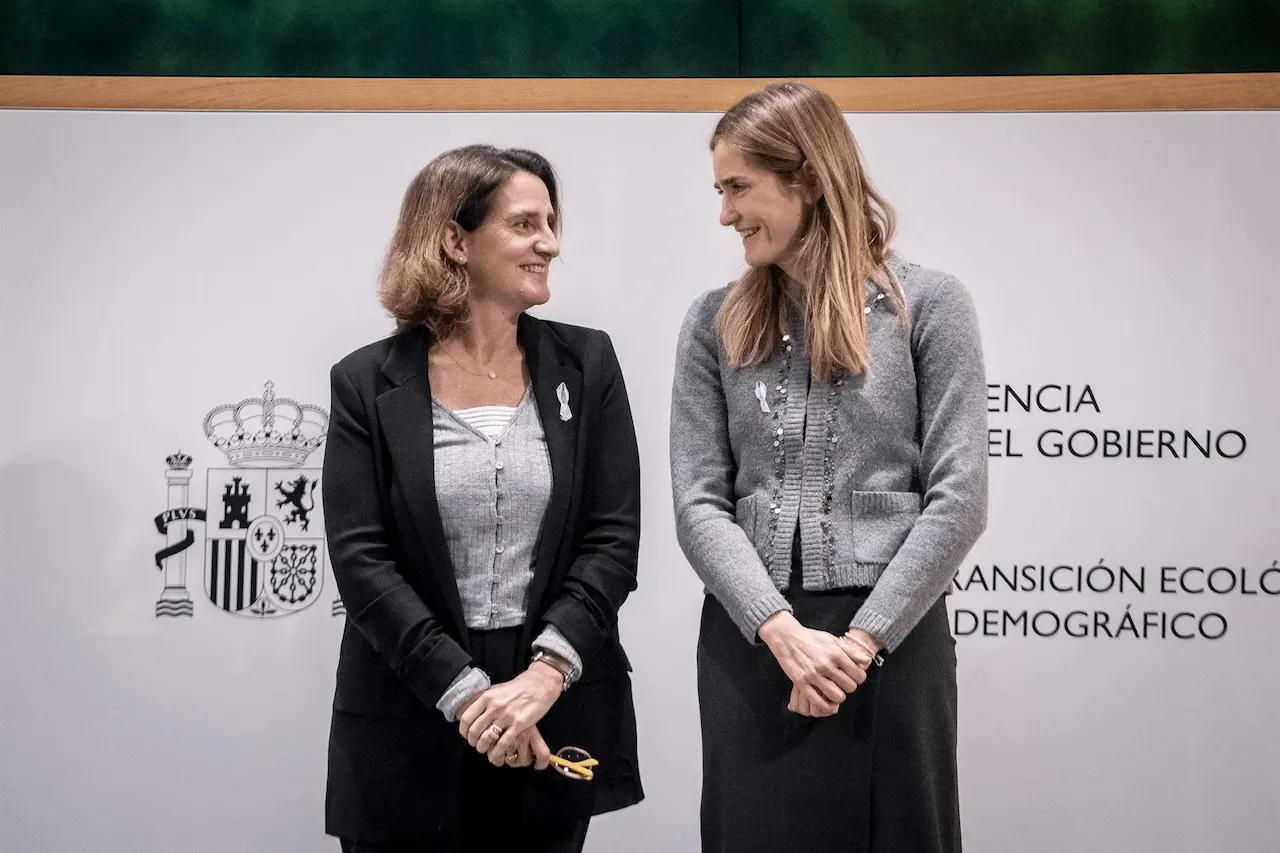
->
[323,145,643,852]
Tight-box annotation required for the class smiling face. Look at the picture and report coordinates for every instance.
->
[713,143,810,277]
[449,170,560,312]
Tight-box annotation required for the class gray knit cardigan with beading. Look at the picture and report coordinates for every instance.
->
[670,257,989,650]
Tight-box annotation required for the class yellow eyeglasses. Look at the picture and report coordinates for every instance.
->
[547,746,598,781]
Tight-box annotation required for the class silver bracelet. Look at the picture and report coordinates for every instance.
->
[842,634,885,667]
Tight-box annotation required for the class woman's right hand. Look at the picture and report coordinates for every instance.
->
[758,610,867,716]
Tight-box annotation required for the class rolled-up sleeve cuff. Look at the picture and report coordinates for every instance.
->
[532,624,583,687]
[435,666,491,722]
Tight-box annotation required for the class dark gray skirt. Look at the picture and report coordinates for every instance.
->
[697,550,961,853]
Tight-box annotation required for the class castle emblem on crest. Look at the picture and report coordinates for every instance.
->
[152,381,345,619]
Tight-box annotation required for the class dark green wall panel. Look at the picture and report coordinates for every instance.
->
[741,0,1280,75]
[0,0,739,76]
[2,0,1278,77]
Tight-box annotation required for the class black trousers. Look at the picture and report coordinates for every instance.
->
[341,627,590,853]
[698,544,961,853]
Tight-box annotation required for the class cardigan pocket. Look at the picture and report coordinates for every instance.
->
[734,492,771,566]
[847,490,922,565]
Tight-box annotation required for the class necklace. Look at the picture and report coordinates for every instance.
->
[441,343,520,380]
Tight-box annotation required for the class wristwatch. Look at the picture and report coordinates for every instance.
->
[530,649,576,690]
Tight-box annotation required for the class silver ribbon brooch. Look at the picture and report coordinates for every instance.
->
[754,380,771,413]
[556,382,572,421]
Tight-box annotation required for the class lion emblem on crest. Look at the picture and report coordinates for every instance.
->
[275,474,319,532]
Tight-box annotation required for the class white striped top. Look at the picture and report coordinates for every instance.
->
[452,404,518,439]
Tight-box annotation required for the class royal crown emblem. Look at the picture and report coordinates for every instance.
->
[203,380,328,468]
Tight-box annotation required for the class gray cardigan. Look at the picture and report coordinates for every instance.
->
[430,392,583,721]
[669,258,988,651]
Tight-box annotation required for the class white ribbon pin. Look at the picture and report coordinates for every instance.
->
[754,380,771,413]
[556,382,572,421]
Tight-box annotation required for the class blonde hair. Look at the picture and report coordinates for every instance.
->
[711,81,906,380]
[379,145,561,337]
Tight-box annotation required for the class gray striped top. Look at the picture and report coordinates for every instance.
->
[431,387,583,720]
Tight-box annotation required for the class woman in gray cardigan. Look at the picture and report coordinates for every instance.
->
[670,82,988,853]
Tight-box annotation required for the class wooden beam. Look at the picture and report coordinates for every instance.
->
[1,74,1278,112]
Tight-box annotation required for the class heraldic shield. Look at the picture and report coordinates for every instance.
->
[205,468,326,617]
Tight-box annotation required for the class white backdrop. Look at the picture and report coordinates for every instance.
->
[1,107,1278,853]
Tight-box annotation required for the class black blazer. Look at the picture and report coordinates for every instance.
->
[323,315,643,843]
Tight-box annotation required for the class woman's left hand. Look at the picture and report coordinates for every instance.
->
[459,664,562,762]
[488,723,554,770]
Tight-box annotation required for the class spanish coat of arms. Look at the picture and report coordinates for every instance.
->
[152,381,343,618]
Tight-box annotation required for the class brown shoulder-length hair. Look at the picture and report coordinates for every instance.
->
[379,144,562,337]
[711,82,906,380]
